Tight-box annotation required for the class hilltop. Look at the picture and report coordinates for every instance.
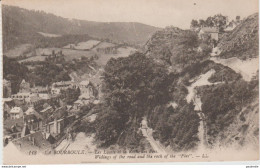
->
[2,5,161,51]
[145,26,212,73]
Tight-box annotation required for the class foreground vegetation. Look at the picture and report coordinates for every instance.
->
[84,53,200,151]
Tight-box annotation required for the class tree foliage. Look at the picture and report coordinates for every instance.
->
[94,53,173,147]
[3,56,29,93]
[198,80,254,143]
[28,62,71,86]
[191,14,228,32]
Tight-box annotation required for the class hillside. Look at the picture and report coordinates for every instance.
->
[141,13,259,152]
[217,13,258,59]
[145,26,212,73]
[2,5,161,51]
[2,4,258,156]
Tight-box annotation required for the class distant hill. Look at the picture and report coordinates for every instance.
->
[217,13,258,59]
[2,5,161,51]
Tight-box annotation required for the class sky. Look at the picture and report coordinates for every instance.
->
[2,0,259,28]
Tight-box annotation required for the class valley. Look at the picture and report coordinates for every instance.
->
[2,3,259,163]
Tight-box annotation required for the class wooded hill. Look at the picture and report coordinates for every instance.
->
[2,5,161,51]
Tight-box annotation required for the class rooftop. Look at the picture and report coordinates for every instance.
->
[10,107,23,113]
[20,79,28,84]
[25,107,36,115]
[12,131,52,153]
[200,27,219,33]
[40,106,53,113]
[3,98,13,102]
[79,80,90,86]
[79,93,91,100]
[74,99,84,104]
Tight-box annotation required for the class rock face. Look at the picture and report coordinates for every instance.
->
[145,26,203,71]
[218,13,259,59]
[218,97,259,149]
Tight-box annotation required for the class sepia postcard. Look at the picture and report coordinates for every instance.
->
[1,0,259,164]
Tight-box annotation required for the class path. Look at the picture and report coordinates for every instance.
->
[186,69,221,151]
[210,57,258,82]
[140,117,167,154]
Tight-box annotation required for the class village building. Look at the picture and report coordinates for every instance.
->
[40,105,54,124]
[51,88,61,95]
[19,79,31,93]
[24,107,43,132]
[38,93,50,100]
[30,86,49,94]
[3,79,12,98]
[225,19,241,31]
[93,100,100,105]
[73,100,85,110]
[40,105,53,114]
[11,91,50,108]
[3,98,15,120]
[11,92,35,101]
[44,114,75,137]
[96,47,117,54]
[8,131,53,154]
[10,107,23,119]
[3,117,24,142]
[44,118,65,135]
[52,81,73,90]
[45,50,65,63]
[198,27,219,41]
[79,80,96,98]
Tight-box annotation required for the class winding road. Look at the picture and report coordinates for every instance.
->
[186,69,221,151]
[140,117,167,154]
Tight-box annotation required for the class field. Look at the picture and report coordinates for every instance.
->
[4,44,33,58]
[9,41,137,68]
[38,32,61,37]
[18,56,45,63]
[93,41,116,50]
[63,40,100,50]
[95,46,137,65]
[35,48,96,61]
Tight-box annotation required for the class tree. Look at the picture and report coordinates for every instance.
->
[94,52,173,147]
[211,14,228,32]
[3,56,29,93]
[199,19,206,27]
[206,16,214,27]
[236,16,241,22]
[62,87,80,105]
[190,19,199,28]
[195,14,228,32]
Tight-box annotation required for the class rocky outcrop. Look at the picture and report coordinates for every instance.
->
[145,26,205,72]
[218,13,258,59]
